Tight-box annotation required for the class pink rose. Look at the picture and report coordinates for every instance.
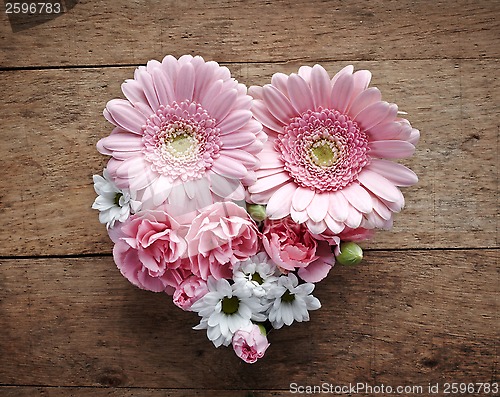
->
[112,210,189,292]
[186,202,261,280]
[232,324,270,364]
[173,276,208,311]
[262,217,334,282]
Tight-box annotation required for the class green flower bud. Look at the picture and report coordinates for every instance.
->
[336,242,363,266]
[256,323,267,336]
[247,204,267,222]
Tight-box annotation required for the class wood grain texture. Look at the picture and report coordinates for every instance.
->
[0,59,498,256]
[0,0,499,68]
[0,250,497,389]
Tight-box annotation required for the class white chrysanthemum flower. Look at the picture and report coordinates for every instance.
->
[233,252,279,298]
[267,273,321,329]
[191,277,267,347]
[92,168,140,228]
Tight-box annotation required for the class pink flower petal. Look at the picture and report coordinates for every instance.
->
[287,73,315,114]
[306,192,329,222]
[357,169,403,203]
[206,88,238,122]
[348,87,382,119]
[200,79,223,107]
[116,156,149,179]
[220,132,257,149]
[327,191,349,222]
[217,110,253,134]
[330,73,354,114]
[99,133,143,152]
[306,219,327,234]
[251,100,284,134]
[330,65,354,86]
[266,182,296,219]
[369,140,416,158]
[175,62,195,102]
[367,121,403,141]
[355,101,391,131]
[121,79,150,111]
[220,149,258,168]
[248,171,291,194]
[310,64,332,109]
[344,205,363,229]
[298,65,313,81]
[136,69,160,111]
[292,186,315,212]
[324,213,344,234]
[106,99,147,134]
[152,68,175,106]
[366,159,418,186]
[151,175,173,206]
[290,207,308,224]
[262,84,297,125]
[248,85,264,100]
[271,72,290,97]
[128,167,157,191]
[350,70,372,101]
[340,183,373,214]
[211,155,249,179]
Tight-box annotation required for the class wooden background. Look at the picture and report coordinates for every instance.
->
[0,1,498,396]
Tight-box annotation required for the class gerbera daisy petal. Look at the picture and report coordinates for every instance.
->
[206,89,238,122]
[251,100,284,134]
[330,65,354,86]
[217,110,253,134]
[330,72,354,113]
[175,62,195,102]
[136,69,161,111]
[348,87,383,119]
[211,156,249,179]
[327,191,349,222]
[248,172,291,194]
[306,192,329,223]
[351,69,372,99]
[106,99,147,134]
[266,182,295,219]
[287,73,315,114]
[340,183,373,214]
[310,64,332,108]
[355,101,392,131]
[262,85,296,125]
[151,68,175,106]
[220,132,259,149]
[271,72,290,97]
[98,133,143,152]
[357,169,402,203]
[369,140,416,158]
[292,187,315,212]
[366,159,418,187]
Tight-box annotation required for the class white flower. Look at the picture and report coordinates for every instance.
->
[191,277,267,347]
[92,168,140,228]
[267,273,321,329]
[233,252,279,298]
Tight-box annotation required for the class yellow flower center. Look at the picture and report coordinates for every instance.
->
[310,139,340,167]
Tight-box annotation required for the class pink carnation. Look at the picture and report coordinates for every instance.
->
[186,202,261,280]
[262,217,334,282]
[173,276,208,311]
[232,324,270,364]
[112,211,189,292]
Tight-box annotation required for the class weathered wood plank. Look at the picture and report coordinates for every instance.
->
[0,59,497,256]
[0,388,285,397]
[0,250,497,389]
[0,0,498,68]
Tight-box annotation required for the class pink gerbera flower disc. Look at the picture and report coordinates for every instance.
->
[248,65,419,235]
[97,55,265,212]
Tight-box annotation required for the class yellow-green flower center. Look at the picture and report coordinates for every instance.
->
[251,272,264,284]
[221,296,240,315]
[165,132,197,157]
[310,139,340,167]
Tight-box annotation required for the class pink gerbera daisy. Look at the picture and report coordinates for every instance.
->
[248,65,419,235]
[97,55,265,212]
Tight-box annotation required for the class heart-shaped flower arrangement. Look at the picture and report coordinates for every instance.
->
[93,55,419,363]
